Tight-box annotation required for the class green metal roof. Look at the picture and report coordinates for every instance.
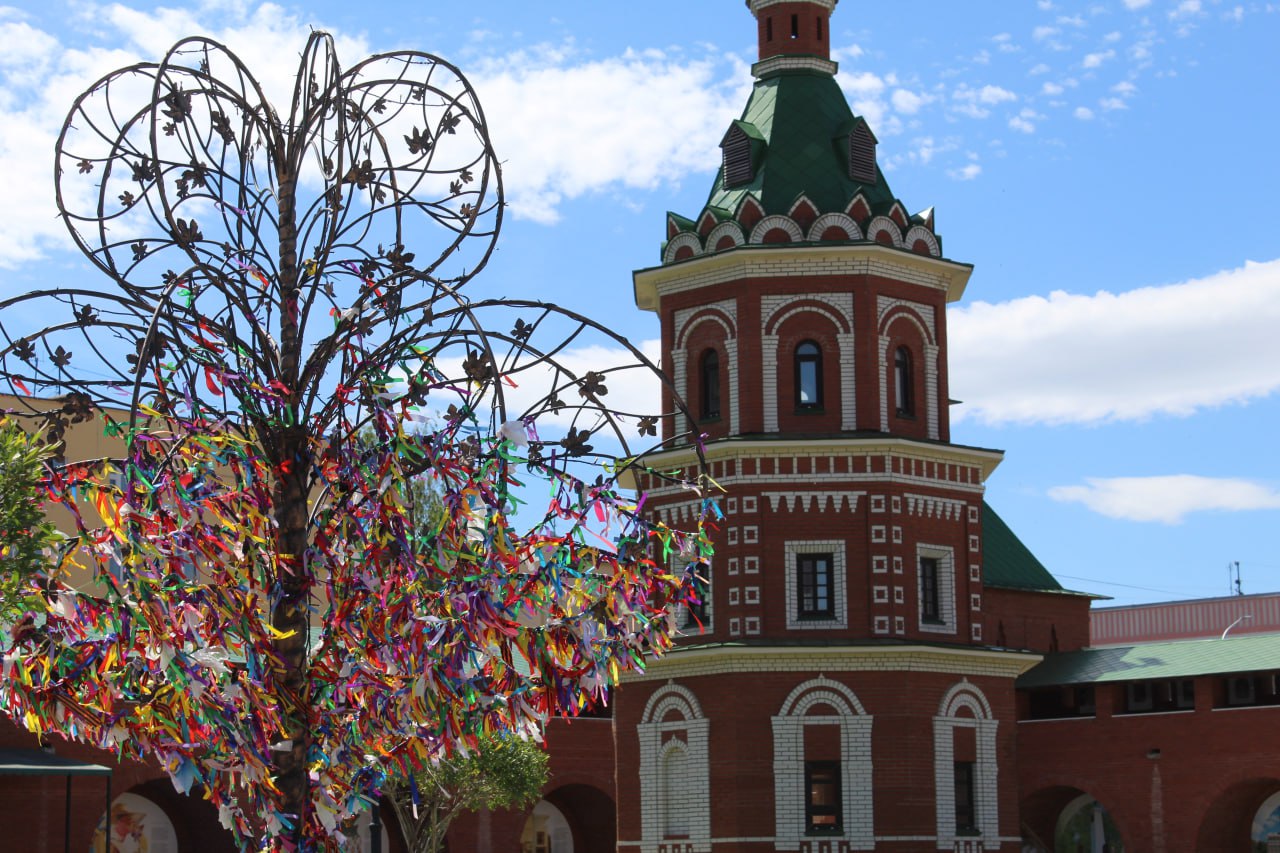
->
[705,69,898,217]
[1018,633,1280,688]
[981,501,1064,593]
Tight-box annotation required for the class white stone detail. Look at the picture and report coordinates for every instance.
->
[904,493,967,522]
[673,300,740,436]
[639,685,711,853]
[762,491,864,513]
[784,539,848,631]
[773,678,875,851]
[903,225,940,257]
[706,220,746,253]
[917,544,958,636]
[663,231,703,265]
[760,293,856,432]
[864,216,903,248]
[750,215,805,244]
[807,212,864,242]
[934,683,999,849]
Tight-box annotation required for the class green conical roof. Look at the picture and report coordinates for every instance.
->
[706,68,898,217]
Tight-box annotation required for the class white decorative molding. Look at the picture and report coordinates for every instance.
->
[760,293,855,433]
[763,491,864,513]
[663,231,703,265]
[917,544,958,636]
[934,682,1000,848]
[673,300,740,436]
[904,493,966,522]
[705,220,746,253]
[864,216,903,248]
[784,539,848,631]
[751,55,839,79]
[807,212,864,242]
[639,685,712,853]
[750,214,805,244]
[773,678,875,851]
[903,225,940,258]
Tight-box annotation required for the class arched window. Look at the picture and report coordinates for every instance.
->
[700,349,721,420]
[795,341,822,409]
[894,346,914,416]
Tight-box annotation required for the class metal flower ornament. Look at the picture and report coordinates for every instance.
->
[0,33,715,850]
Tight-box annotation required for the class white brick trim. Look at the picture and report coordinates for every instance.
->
[751,215,805,244]
[903,225,940,258]
[864,216,903,248]
[917,543,958,636]
[773,678,875,851]
[807,212,864,242]
[663,231,703,265]
[785,540,848,631]
[639,685,711,853]
[673,300,740,436]
[934,682,1000,847]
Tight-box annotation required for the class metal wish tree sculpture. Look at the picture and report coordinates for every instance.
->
[0,33,714,850]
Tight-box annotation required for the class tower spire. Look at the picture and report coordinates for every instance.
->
[747,0,838,62]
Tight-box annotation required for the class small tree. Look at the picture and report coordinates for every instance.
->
[0,420,61,623]
[388,734,548,853]
[0,31,714,851]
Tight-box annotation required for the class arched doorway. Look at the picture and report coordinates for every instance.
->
[1054,794,1125,853]
[530,784,615,853]
[1195,776,1280,852]
[520,800,574,853]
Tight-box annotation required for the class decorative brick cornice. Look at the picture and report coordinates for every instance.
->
[621,643,1041,683]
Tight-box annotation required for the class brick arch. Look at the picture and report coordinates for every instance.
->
[749,214,804,244]
[642,682,705,723]
[934,680,999,847]
[778,675,868,717]
[865,215,903,248]
[1196,775,1280,852]
[878,304,935,346]
[772,676,874,849]
[761,293,856,432]
[674,308,736,351]
[542,783,617,853]
[939,680,993,719]
[904,224,940,257]
[638,683,710,848]
[806,212,864,242]
[706,220,745,253]
[662,231,703,265]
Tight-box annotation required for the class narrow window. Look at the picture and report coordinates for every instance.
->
[700,349,721,420]
[766,17,774,41]
[894,346,915,416]
[790,14,799,39]
[954,761,977,835]
[920,556,941,623]
[795,340,822,409]
[684,561,711,629]
[797,553,834,620]
[805,761,842,834]
[816,16,824,41]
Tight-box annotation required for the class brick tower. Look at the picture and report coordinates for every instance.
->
[611,2,1076,852]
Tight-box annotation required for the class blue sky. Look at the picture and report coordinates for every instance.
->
[2,0,1278,606]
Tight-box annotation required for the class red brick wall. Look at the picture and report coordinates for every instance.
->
[754,2,832,60]
[1018,680,1280,852]
[985,587,1092,653]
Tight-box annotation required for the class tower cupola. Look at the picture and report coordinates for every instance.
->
[748,0,837,64]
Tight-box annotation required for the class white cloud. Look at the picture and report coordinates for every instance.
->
[1100,96,1129,110]
[951,84,1017,118]
[891,88,930,115]
[1112,80,1138,96]
[1042,82,1065,95]
[1083,49,1116,68]
[1033,25,1060,40]
[1009,108,1039,133]
[950,259,1280,426]
[1171,0,1203,20]
[1123,0,1152,8]
[948,163,982,181]
[1074,106,1095,120]
[1049,476,1280,524]
[1030,63,1052,75]
[472,50,746,223]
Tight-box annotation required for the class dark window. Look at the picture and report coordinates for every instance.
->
[816,16,824,40]
[766,17,773,41]
[700,349,721,420]
[795,340,822,409]
[684,561,711,629]
[954,761,977,835]
[894,346,915,416]
[920,556,941,623]
[790,14,799,39]
[797,553,834,620]
[805,761,842,834]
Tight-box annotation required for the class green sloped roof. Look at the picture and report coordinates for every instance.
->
[705,69,898,217]
[981,501,1064,593]
[1018,633,1280,688]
